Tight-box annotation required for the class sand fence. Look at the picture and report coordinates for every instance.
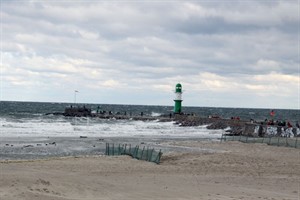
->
[105,143,163,164]
[221,134,300,149]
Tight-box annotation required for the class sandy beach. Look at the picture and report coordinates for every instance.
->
[1,140,299,200]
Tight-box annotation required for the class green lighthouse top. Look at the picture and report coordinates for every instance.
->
[175,83,182,93]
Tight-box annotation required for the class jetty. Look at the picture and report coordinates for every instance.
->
[46,105,174,121]
[174,115,299,138]
[46,106,299,138]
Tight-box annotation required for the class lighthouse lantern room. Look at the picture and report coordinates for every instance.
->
[174,83,183,114]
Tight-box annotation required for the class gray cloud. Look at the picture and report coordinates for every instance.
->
[1,0,299,109]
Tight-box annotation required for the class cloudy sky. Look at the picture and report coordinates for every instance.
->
[1,0,299,109]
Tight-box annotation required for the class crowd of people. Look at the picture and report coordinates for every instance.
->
[265,119,297,128]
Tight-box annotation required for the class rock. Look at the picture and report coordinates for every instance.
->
[23,145,34,148]
[207,121,228,129]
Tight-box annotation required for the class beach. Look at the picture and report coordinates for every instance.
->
[1,140,299,200]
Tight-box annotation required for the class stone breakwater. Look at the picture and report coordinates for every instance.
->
[173,115,300,137]
[174,115,245,134]
[48,108,299,137]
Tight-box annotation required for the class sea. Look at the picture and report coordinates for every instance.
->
[0,101,299,160]
[0,101,299,138]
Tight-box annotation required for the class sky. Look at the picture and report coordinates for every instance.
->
[1,0,299,109]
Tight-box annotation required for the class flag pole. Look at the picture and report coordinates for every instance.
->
[74,90,79,104]
[73,90,79,128]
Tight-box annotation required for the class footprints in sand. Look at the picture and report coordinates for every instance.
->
[35,178,51,186]
[27,178,61,196]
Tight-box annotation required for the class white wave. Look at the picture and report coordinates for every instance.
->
[151,112,162,117]
[0,117,223,138]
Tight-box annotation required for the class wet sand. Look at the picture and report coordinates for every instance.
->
[0,140,299,200]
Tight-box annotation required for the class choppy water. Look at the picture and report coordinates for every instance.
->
[0,101,299,138]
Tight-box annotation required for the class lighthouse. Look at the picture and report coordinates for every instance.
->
[174,83,182,114]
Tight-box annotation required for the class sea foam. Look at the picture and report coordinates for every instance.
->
[0,117,223,138]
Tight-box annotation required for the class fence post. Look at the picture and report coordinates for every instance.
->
[135,146,139,158]
[141,146,145,160]
[268,136,272,145]
[132,145,136,158]
[105,143,108,155]
[146,147,149,161]
[112,143,114,155]
[155,149,162,164]
[277,137,280,146]
[220,134,223,143]
[239,134,242,141]
[158,150,162,163]
[295,137,298,148]
[149,148,154,161]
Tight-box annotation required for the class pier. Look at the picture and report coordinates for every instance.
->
[48,106,300,138]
